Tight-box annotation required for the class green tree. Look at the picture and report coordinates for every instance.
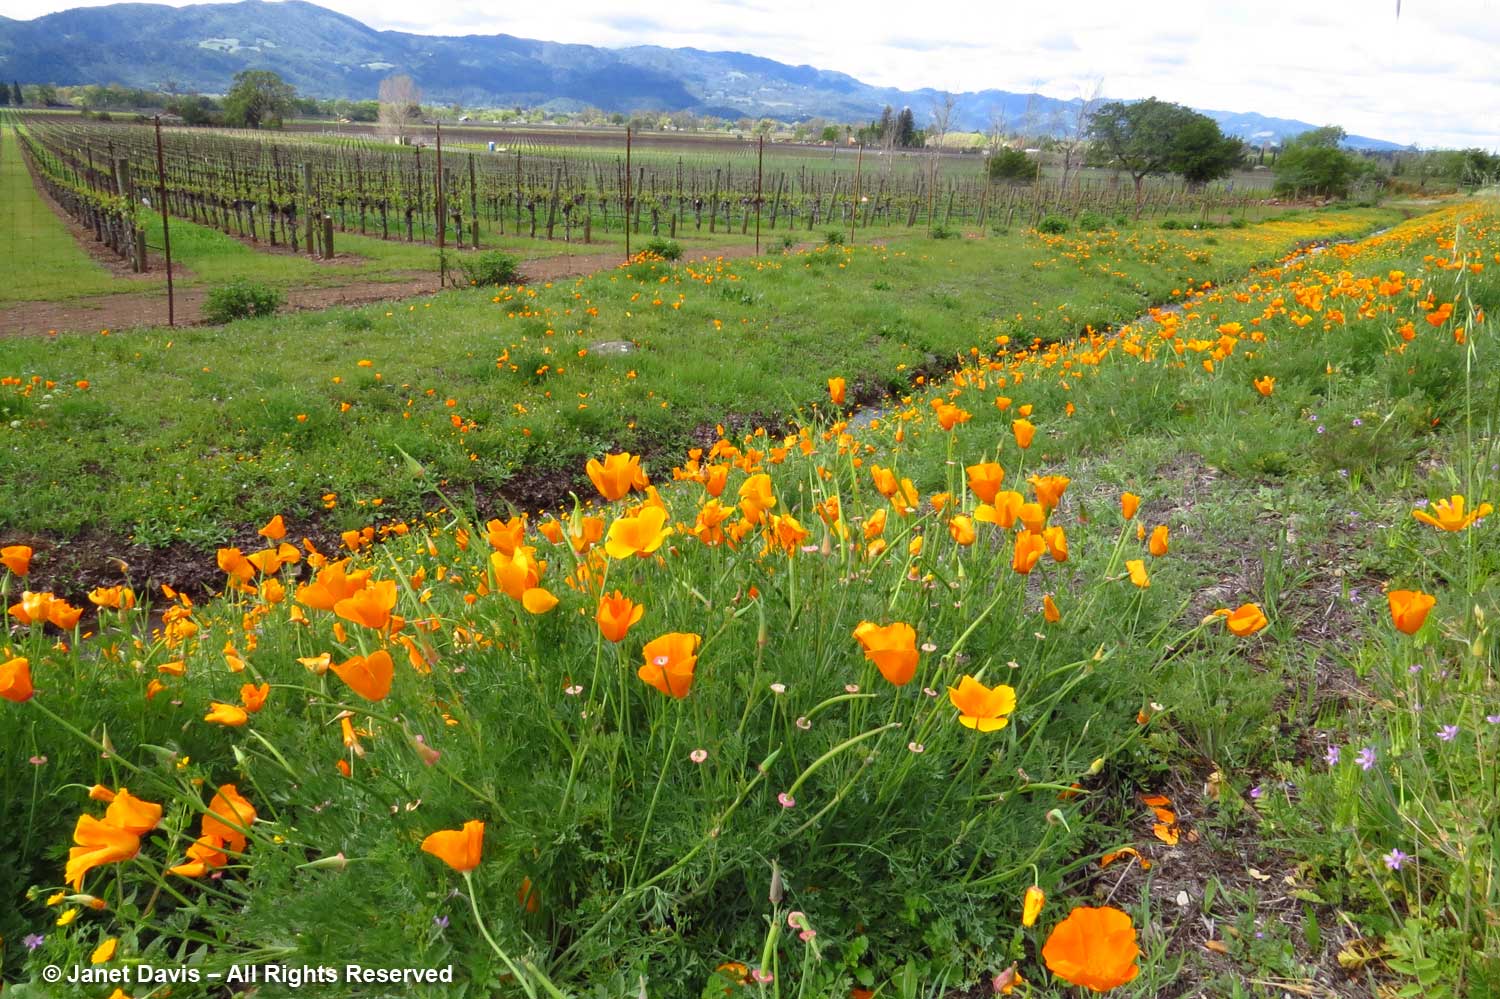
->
[11,81,22,106]
[1088,97,1211,206]
[1273,126,1372,198]
[1169,116,1245,185]
[987,148,1039,183]
[895,107,917,148]
[0,84,9,108]
[222,70,295,129]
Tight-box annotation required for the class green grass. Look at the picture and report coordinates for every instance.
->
[0,206,1401,546]
[0,127,141,302]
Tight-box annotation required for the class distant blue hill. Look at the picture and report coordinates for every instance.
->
[0,0,1408,150]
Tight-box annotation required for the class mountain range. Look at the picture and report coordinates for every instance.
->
[0,0,1407,150]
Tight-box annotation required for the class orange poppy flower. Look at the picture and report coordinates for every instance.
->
[0,656,33,702]
[334,579,398,631]
[258,515,287,540]
[490,547,545,599]
[1388,589,1436,635]
[104,789,163,834]
[485,516,528,556]
[1041,905,1141,991]
[65,815,141,890]
[947,675,1017,731]
[1029,475,1070,510]
[1042,525,1068,563]
[1120,493,1140,520]
[1215,603,1268,636]
[976,491,1025,529]
[331,650,395,701]
[1012,530,1047,574]
[522,588,559,614]
[88,585,136,610]
[966,462,1006,504]
[1411,494,1492,532]
[216,547,255,583]
[637,632,702,698]
[870,465,899,498]
[1148,525,1169,557]
[423,820,486,872]
[738,473,777,523]
[597,591,645,643]
[168,834,229,878]
[1043,594,1061,623]
[296,560,373,611]
[604,506,673,559]
[586,452,648,502]
[1126,559,1150,588]
[1017,502,1047,534]
[704,464,730,498]
[205,702,250,727]
[827,376,847,405]
[853,621,919,686]
[568,515,606,553]
[1012,418,1036,449]
[1254,375,1275,397]
[202,784,257,854]
[862,507,888,540]
[1,544,32,576]
[949,515,976,546]
[240,682,271,712]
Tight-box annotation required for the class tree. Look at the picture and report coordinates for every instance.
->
[1054,79,1103,191]
[222,70,294,129]
[1273,128,1366,198]
[377,74,421,141]
[1169,116,1244,185]
[988,148,1039,183]
[894,107,917,148]
[1088,97,1221,208]
[11,82,21,106]
[0,85,8,108]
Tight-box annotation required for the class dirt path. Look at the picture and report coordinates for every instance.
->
[1,233,815,337]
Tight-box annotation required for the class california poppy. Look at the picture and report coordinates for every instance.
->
[202,784,257,854]
[1388,589,1436,635]
[1149,525,1169,557]
[422,819,485,872]
[638,632,702,698]
[0,656,33,702]
[1216,603,1268,636]
[258,515,287,540]
[88,586,136,610]
[947,675,1017,731]
[1,544,32,576]
[1029,475,1070,510]
[1043,594,1061,623]
[1120,493,1140,520]
[1012,418,1036,449]
[334,579,398,631]
[1022,885,1046,928]
[104,789,163,834]
[586,452,648,502]
[1412,494,1492,532]
[604,506,673,559]
[948,515,976,546]
[1126,559,1150,588]
[331,650,395,701]
[168,834,229,878]
[65,815,142,890]
[204,702,250,727]
[1012,531,1047,574]
[853,621,919,686]
[966,462,1005,503]
[1041,905,1141,991]
[240,682,270,712]
[1254,376,1275,397]
[827,377,847,405]
[738,473,777,523]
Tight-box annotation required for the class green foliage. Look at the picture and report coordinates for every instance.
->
[987,149,1038,183]
[202,280,283,324]
[1089,98,1229,188]
[1171,116,1245,184]
[1076,210,1109,231]
[643,236,683,260]
[1036,214,1069,234]
[823,228,846,245]
[928,223,958,239]
[456,250,521,286]
[1273,128,1380,199]
[221,69,295,129]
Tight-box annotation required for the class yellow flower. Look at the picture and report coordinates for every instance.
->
[1411,494,1492,532]
[947,675,1017,732]
[1022,885,1045,927]
[604,506,672,559]
[91,937,119,964]
[57,907,80,926]
[1126,559,1150,588]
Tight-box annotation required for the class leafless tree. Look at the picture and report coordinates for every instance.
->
[1055,78,1104,192]
[925,94,957,228]
[378,74,422,142]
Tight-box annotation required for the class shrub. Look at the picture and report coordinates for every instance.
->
[1076,210,1109,231]
[202,281,283,325]
[929,224,958,240]
[779,234,797,252]
[457,250,521,287]
[1160,218,1184,230]
[643,237,682,261]
[1036,215,1069,234]
[823,229,846,246]
[987,148,1039,183]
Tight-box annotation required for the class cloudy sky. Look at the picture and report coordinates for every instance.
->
[8,0,1499,147]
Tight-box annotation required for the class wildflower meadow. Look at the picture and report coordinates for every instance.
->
[2,198,1498,998]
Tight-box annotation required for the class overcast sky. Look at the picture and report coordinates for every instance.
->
[7,0,1498,147]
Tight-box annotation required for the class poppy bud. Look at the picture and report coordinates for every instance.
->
[769,861,783,905]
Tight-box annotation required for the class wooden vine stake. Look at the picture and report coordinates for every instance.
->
[623,126,632,262]
[152,115,174,326]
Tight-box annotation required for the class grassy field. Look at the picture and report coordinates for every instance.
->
[1,206,1399,546]
[2,196,1496,998]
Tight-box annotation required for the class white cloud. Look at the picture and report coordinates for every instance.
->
[6,0,1498,146]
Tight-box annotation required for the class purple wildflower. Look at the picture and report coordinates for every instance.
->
[1438,725,1459,742]
[1356,747,1377,771]
[1383,848,1410,871]
[1325,745,1341,767]
[23,934,44,951]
